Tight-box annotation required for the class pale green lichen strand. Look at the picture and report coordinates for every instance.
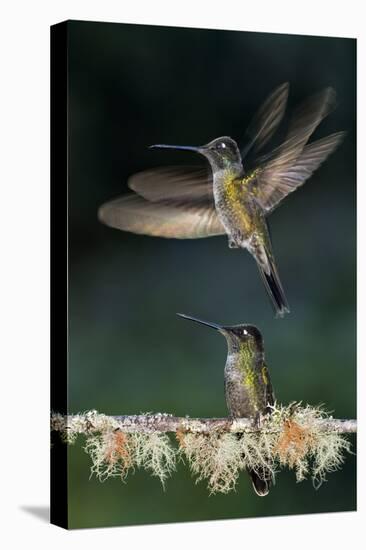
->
[179,433,243,494]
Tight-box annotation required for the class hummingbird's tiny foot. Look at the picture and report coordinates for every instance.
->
[228,238,239,249]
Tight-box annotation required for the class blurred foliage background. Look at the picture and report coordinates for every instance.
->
[65,20,356,528]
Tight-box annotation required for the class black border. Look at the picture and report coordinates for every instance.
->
[50,20,69,530]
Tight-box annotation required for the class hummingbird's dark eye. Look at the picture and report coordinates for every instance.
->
[214,141,226,150]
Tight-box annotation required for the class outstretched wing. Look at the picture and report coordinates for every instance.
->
[129,165,213,203]
[98,193,225,239]
[99,164,224,239]
[249,87,343,212]
[241,82,289,160]
[265,86,337,162]
[253,132,345,213]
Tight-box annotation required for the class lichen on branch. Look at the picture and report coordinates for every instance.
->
[51,403,356,494]
[85,430,176,487]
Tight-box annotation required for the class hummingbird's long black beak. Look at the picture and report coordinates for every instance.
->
[177,313,223,331]
[149,144,203,153]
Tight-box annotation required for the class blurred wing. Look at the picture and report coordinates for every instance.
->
[241,82,289,159]
[129,165,213,203]
[254,132,345,212]
[285,86,337,146]
[257,87,337,169]
[98,193,225,239]
[250,86,341,212]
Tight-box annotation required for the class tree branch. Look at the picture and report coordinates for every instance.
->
[51,411,357,435]
[50,407,356,493]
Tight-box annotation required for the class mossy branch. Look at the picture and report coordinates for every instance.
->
[51,404,356,494]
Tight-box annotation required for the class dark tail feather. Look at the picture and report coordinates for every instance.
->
[248,469,271,497]
[257,256,290,318]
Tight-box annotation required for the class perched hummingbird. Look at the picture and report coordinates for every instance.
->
[177,313,274,496]
[99,83,345,316]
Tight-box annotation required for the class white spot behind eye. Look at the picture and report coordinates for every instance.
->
[221,142,226,148]
[243,329,248,335]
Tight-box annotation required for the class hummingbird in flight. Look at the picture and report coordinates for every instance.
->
[177,312,275,496]
[99,83,345,317]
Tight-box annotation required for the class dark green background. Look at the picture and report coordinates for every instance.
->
[66,20,356,528]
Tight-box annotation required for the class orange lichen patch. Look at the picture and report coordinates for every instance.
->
[275,419,315,467]
[104,430,132,468]
[175,429,187,448]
